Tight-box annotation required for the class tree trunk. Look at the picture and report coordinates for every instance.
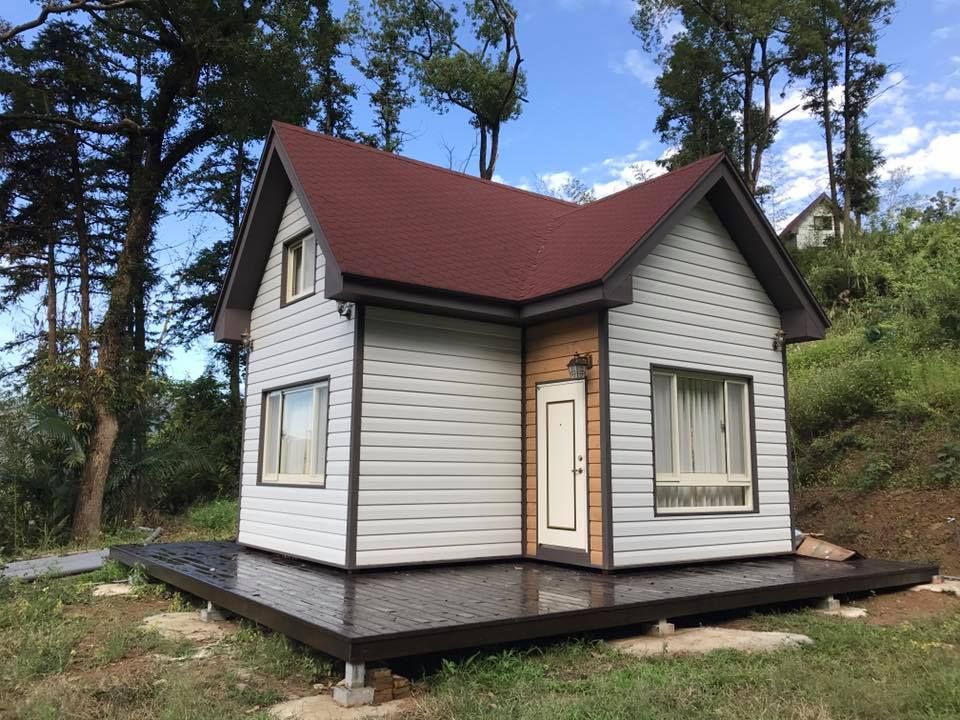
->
[72,189,157,542]
[742,48,755,192]
[45,231,57,361]
[478,124,489,179]
[70,128,92,372]
[71,399,118,542]
[820,74,840,237]
[841,25,853,243]
[485,124,500,181]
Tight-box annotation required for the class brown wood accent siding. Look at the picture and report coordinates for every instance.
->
[524,312,604,567]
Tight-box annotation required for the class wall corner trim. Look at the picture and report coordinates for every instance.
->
[345,304,365,570]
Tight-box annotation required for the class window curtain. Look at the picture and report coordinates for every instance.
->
[279,388,314,475]
[677,377,726,474]
[652,374,674,473]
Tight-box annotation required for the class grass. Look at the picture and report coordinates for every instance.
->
[225,624,334,682]
[6,498,240,562]
[0,569,334,719]
[413,610,960,719]
[3,566,960,719]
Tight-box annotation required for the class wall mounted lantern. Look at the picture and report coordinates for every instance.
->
[567,352,593,380]
[772,329,786,352]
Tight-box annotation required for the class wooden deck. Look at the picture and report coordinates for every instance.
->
[111,542,937,662]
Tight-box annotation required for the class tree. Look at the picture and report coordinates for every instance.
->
[632,0,792,193]
[785,0,893,239]
[1,1,332,542]
[174,136,255,449]
[785,0,843,231]
[837,0,893,236]
[347,0,416,151]
[358,0,526,178]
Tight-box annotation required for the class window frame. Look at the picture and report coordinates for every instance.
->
[650,366,758,516]
[281,230,315,306]
[258,376,330,488]
[812,214,834,232]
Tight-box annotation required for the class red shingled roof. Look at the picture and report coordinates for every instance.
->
[274,122,724,302]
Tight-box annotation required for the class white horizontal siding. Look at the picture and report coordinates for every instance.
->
[608,200,793,568]
[356,307,522,566]
[238,190,353,567]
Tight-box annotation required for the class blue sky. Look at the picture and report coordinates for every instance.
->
[3,0,960,380]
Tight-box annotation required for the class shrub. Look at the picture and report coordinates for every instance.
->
[790,351,908,439]
[932,442,960,487]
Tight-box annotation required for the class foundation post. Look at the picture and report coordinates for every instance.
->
[333,661,375,707]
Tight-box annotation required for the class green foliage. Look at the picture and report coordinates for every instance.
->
[186,499,239,538]
[932,442,960,487]
[789,197,960,489]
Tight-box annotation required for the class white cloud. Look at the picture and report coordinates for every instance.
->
[782,142,827,175]
[885,132,960,183]
[610,49,658,86]
[538,171,574,194]
[933,25,957,40]
[877,126,923,156]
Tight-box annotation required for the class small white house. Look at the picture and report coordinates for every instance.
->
[213,122,829,572]
[780,193,836,249]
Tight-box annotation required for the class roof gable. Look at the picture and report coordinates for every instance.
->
[214,123,828,343]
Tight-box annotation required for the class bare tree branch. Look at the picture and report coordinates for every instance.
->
[0,0,145,42]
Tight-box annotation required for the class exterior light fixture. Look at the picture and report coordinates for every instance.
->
[567,352,593,380]
[337,301,354,319]
[772,329,786,352]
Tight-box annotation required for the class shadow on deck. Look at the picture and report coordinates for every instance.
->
[111,541,937,662]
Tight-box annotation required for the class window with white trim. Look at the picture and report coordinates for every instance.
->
[652,369,753,512]
[261,380,329,486]
[283,234,314,303]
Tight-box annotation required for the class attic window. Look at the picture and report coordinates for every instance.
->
[813,215,833,232]
[283,233,314,304]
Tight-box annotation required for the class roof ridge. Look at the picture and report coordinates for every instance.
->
[272,121,578,210]
[517,152,727,299]
[573,152,724,212]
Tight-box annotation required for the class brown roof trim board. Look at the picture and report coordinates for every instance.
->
[213,124,829,344]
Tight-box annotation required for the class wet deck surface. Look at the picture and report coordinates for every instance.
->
[111,541,937,662]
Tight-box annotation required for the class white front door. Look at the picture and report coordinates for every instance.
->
[536,380,588,551]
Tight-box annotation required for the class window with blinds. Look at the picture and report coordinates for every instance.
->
[652,369,753,512]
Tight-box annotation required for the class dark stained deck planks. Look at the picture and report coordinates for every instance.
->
[110,542,937,662]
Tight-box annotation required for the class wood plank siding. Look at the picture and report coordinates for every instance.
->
[355,307,523,567]
[239,190,355,567]
[607,200,792,568]
[524,313,604,567]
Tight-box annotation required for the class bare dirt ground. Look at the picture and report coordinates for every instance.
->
[796,486,960,574]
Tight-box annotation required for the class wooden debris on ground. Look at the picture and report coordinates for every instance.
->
[796,535,857,561]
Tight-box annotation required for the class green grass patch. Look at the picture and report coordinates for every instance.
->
[413,609,960,720]
[184,498,239,538]
[226,624,333,682]
[0,575,88,684]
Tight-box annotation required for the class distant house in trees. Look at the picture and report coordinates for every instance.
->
[780,193,836,249]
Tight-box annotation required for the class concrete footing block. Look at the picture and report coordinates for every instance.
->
[332,685,376,707]
[648,619,675,636]
[817,595,841,611]
[199,601,227,622]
